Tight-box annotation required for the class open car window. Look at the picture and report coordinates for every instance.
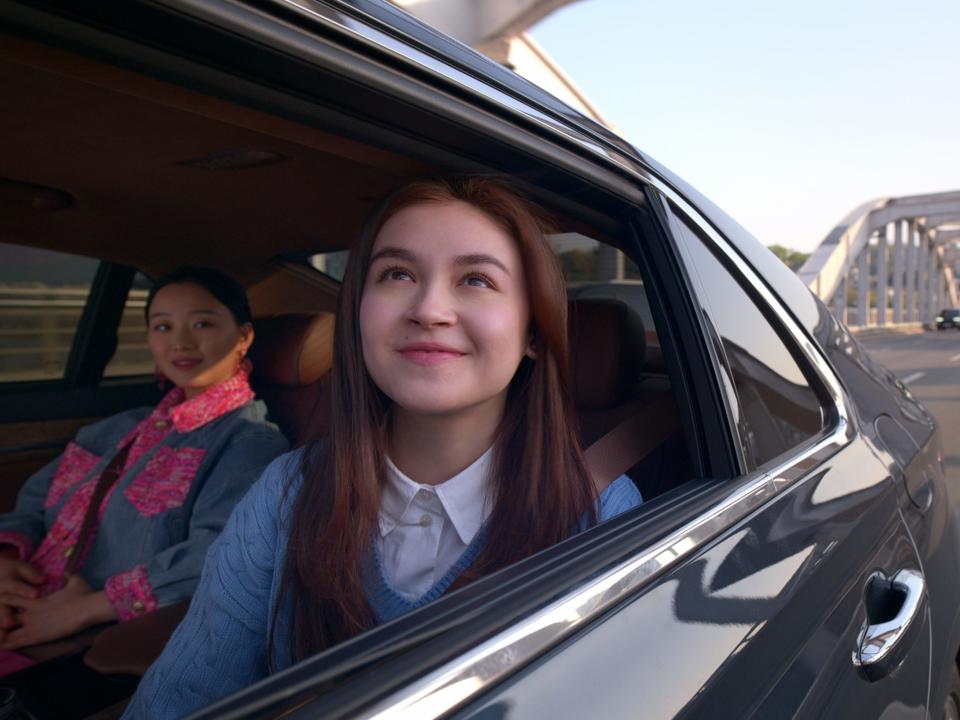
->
[0,243,100,384]
[103,272,153,378]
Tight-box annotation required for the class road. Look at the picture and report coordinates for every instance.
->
[859,329,960,481]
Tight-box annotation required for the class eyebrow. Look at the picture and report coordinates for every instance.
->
[369,246,510,275]
[148,309,221,319]
[454,253,510,275]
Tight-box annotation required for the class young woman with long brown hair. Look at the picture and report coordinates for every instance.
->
[125,177,642,718]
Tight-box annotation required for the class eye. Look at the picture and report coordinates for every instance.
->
[462,272,494,289]
[151,323,170,332]
[193,320,214,330]
[378,265,414,283]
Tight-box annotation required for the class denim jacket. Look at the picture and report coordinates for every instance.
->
[0,371,288,621]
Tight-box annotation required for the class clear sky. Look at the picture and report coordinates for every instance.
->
[530,0,959,252]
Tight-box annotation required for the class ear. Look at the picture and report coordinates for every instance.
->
[238,323,255,355]
[525,332,538,360]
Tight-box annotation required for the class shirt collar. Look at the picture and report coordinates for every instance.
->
[169,369,255,433]
[380,446,494,545]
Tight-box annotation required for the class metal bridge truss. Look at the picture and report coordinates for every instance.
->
[798,190,960,327]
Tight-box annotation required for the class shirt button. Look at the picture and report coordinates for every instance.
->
[132,601,145,612]
[63,544,75,558]
[419,514,432,527]
[154,419,169,430]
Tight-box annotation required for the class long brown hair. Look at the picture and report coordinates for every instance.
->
[278,177,596,662]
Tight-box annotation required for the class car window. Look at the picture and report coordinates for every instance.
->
[666,208,825,469]
[310,251,350,282]
[0,242,100,383]
[550,232,650,315]
[103,271,153,378]
[549,232,693,498]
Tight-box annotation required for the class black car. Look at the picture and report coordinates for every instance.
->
[1,1,958,718]
[936,309,960,331]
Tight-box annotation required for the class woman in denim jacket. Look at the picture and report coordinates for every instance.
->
[0,267,287,671]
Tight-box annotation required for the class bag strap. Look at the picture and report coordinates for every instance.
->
[63,441,133,580]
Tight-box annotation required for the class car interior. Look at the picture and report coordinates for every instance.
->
[0,29,698,718]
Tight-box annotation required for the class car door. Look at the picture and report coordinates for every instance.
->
[443,190,932,719]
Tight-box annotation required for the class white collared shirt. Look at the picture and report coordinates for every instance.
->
[378,447,494,600]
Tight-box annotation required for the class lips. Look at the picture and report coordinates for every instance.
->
[398,342,465,366]
[171,357,202,370]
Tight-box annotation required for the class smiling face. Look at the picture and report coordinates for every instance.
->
[147,281,253,399]
[359,200,532,425]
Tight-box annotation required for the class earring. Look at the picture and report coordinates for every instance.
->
[237,352,253,374]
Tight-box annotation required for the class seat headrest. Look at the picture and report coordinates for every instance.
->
[568,298,646,410]
[250,313,335,387]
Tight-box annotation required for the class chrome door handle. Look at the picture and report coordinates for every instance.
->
[853,568,926,682]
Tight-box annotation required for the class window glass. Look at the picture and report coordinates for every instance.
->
[550,233,690,498]
[309,251,350,281]
[549,233,652,329]
[104,272,153,377]
[0,243,99,383]
[670,211,824,468]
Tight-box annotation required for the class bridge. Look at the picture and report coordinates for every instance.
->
[798,191,960,328]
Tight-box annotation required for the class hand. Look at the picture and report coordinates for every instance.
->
[0,557,44,640]
[0,575,116,650]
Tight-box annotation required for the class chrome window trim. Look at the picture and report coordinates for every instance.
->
[356,180,854,718]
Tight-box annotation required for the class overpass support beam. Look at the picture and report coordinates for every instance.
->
[857,243,870,326]
[905,221,917,321]
[937,256,946,316]
[918,230,929,325]
[892,220,905,323]
[927,244,938,324]
[877,226,889,325]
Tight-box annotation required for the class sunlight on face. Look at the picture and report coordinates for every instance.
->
[147,282,252,399]
[359,200,531,424]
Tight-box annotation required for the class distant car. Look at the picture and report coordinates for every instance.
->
[2,1,959,719]
[936,308,960,330]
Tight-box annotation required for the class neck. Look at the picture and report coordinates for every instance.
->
[388,402,503,486]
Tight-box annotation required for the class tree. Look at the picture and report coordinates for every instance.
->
[768,244,811,272]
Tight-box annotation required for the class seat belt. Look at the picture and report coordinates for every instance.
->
[585,391,679,494]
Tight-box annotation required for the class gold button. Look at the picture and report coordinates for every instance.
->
[154,419,169,430]
[132,601,145,612]
[63,544,75,558]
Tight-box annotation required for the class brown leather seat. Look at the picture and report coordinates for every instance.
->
[568,298,682,496]
[248,313,335,446]
[568,298,648,447]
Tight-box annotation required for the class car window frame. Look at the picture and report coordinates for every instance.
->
[0,260,143,421]
[187,181,855,720]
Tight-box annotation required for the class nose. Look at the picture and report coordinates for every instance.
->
[406,280,456,328]
[173,324,197,350]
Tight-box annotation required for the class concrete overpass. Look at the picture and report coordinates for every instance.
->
[798,191,960,327]
[390,0,611,126]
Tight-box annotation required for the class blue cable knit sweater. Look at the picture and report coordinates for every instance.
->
[124,450,642,719]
